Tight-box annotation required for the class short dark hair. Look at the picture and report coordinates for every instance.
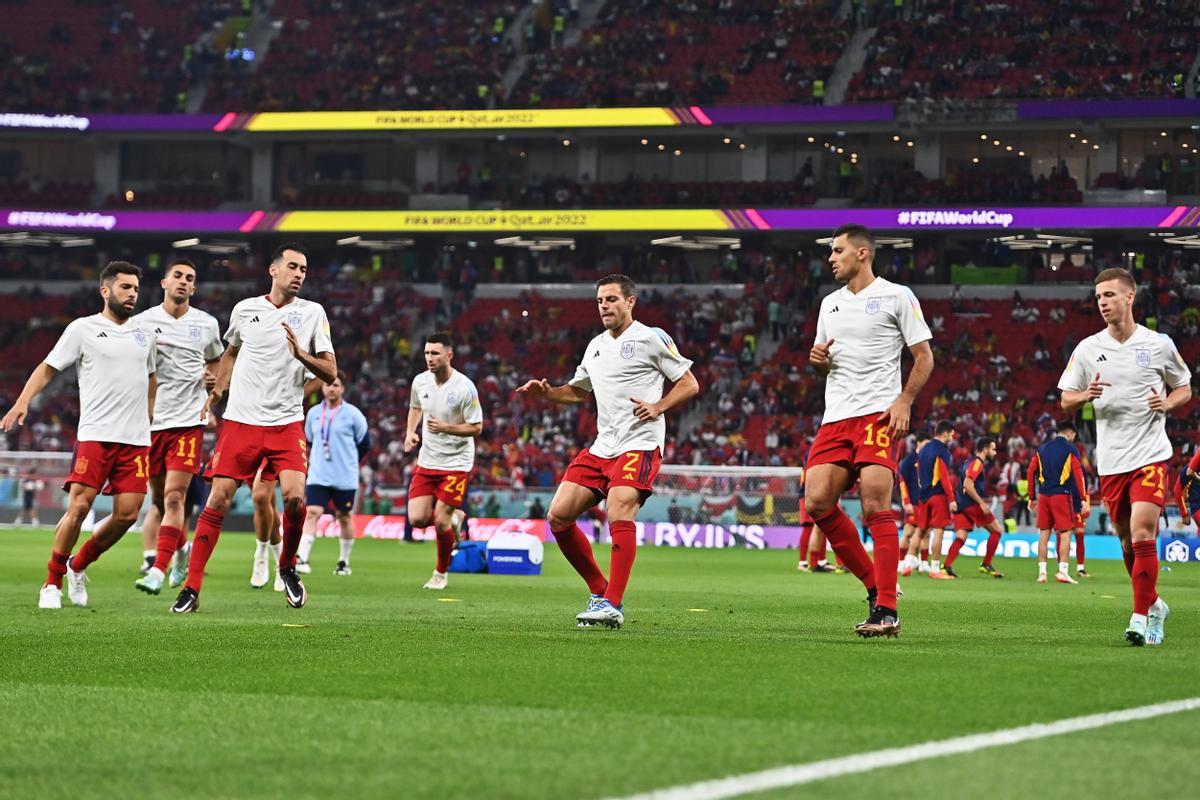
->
[596,274,637,298]
[168,257,197,273]
[100,260,142,284]
[935,420,955,436]
[914,431,930,443]
[271,242,308,264]
[1057,421,1076,434]
[332,369,347,384]
[1094,267,1135,293]
[833,223,876,257]
[976,436,997,453]
[426,332,454,350]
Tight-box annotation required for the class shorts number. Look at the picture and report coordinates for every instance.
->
[1139,465,1165,491]
[175,437,197,459]
[622,452,642,476]
[134,455,147,478]
[863,423,891,448]
[441,475,466,500]
[298,439,308,469]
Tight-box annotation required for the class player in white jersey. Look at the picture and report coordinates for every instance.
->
[806,224,933,638]
[517,274,699,629]
[405,333,483,590]
[132,258,223,595]
[171,243,336,613]
[1058,267,1191,646]
[3,262,157,609]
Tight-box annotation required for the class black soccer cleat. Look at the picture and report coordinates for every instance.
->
[171,587,199,614]
[855,606,901,638]
[943,565,959,578]
[279,567,308,608]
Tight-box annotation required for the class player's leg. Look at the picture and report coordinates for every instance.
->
[858,463,901,633]
[173,475,238,612]
[68,489,145,606]
[1129,499,1163,645]
[40,482,101,608]
[136,469,191,594]
[429,499,459,579]
[803,462,874,592]
[547,480,608,597]
[928,526,947,576]
[251,476,281,587]
[797,522,813,571]
[1074,526,1088,577]
[810,527,834,571]
[139,503,158,575]
[296,483,327,572]
[942,527,968,577]
[901,526,925,576]
[333,505,354,575]
[979,518,1005,577]
[1054,530,1076,583]
[274,468,309,608]
[1036,529,1051,582]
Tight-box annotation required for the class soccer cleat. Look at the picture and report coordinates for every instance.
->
[1147,598,1169,646]
[1036,573,1047,584]
[169,543,190,588]
[279,567,307,608]
[250,553,269,589]
[833,564,848,575]
[334,560,352,576]
[929,570,956,580]
[1055,571,1078,585]
[1124,614,1147,647]
[171,587,199,613]
[797,562,810,573]
[918,561,931,574]
[979,563,1004,578]
[576,593,605,627]
[576,598,624,629]
[943,565,959,578]
[38,583,62,609]
[1077,568,1090,578]
[139,554,154,575]
[899,563,914,577]
[855,606,900,638]
[294,559,312,575]
[273,570,284,592]
[812,562,837,573]
[65,558,89,607]
[135,567,165,595]
[423,570,448,590]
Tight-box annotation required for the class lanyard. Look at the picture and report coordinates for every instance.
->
[319,402,342,446]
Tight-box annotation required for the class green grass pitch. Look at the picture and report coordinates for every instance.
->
[1,529,1198,799]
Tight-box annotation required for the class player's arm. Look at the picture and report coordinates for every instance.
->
[1,362,60,431]
[1069,454,1087,504]
[1026,453,1039,509]
[882,340,933,436]
[203,344,239,417]
[1147,383,1191,413]
[404,406,423,452]
[1061,373,1111,413]
[632,369,699,421]
[426,419,483,437]
[203,358,220,391]
[283,326,336,385]
[516,379,590,405]
[940,457,958,512]
[147,372,157,425]
[899,474,912,513]
[964,464,988,507]
[1188,449,1200,479]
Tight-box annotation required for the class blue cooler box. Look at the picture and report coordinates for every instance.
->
[486,531,544,575]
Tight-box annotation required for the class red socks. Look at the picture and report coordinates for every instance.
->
[552,524,608,595]
[71,535,110,572]
[1122,545,1135,576]
[187,508,225,591]
[920,546,929,561]
[812,508,875,592]
[983,531,1001,565]
[945,537,965,568]
[798,525,813,566]
[1131,540,1159,615]
[435,526,455,573]
[865,510,898,610]
[1075,533,1085,564]
[153,524,185,572]
[279,504,304,569]
[46,550,69,589]
[604,520,637,606]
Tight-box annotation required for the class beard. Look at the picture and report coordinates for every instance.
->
[107,294,134,320]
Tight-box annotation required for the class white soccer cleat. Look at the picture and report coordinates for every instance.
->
[250,553,269,588]
[918,561,931,574]
[169,542,190,588]
[294,559,312,575]
[576,598,624,629]
[1124,613,1148,647]
[135,567,165,595]
[1036,573,1047,584]
[65,559,89,607]
[39,583,62,609]
[1055,571,1078,585]
[334,560,352,576]
[273,570,284,592]
[1147,598,1169,646]
[423,570,448,590]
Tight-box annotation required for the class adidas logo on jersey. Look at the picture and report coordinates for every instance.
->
[593,350,600,358]
[155,327,163,333]
[830,306,840,313]
[1096,354,1107,361]
[250,315,260,323]
[96,332,108,338]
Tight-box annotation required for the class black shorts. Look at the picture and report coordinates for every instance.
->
[306,484,356,513]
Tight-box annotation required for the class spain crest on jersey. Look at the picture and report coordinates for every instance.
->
[133,330,147,346]
[189,324,202,343]
[620,342,635,360]
[286,311,302,328]
[1135,348,1152,367]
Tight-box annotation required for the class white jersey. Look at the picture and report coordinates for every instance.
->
[223,295,333,426]
[44,313,156,446]
[814,277,932,424]
[410,368,483,472]
[1058,324,1191,475]
[133,304,223,431]
[569,320,693,459]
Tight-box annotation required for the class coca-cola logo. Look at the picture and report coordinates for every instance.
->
[466,517,548,542]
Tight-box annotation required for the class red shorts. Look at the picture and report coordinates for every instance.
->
[1036,494,1077,532]
[807,413,897,474]
[408,466,470,507]
[249,459,278,487]
[64,441,150,495]
[564,447,662,498]
[149,426,205,477]
[916,495,951,530]
[953,504,996,532]
[1100,462,1167,522]
[206,420,307,483]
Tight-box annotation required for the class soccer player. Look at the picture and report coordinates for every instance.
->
[797,455,835,573]
[1065,435,1092,578]
[405,333,483,590]
[170,243,336,613]
[17,467,45,526]
[132,258,223,595]
[297,371,369,576]
[517,274,699,628]
[249,463,283,590]
[1059,267,1191,645]
[947,436,1005,578]
[805,225,933,637]
[912,421,957,579]
[2,262,156,609]
[896,432,928,571]
[1177,453,1200,529]
[1027,424,1088,585]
